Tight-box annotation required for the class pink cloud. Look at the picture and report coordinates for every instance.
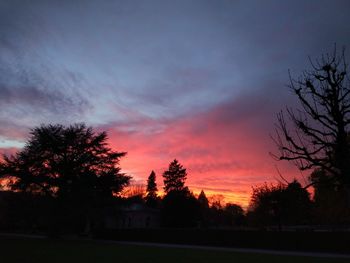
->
[104,96,302,207]
[0,91,304,208]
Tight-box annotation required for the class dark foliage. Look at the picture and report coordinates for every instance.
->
[197,190,209,209]
[248,181,312,227]
[163,159,187,193]
[0,123,130,234]
[161,159,200,227]
[223,203,245,226]
[197,190,210,227]
[204,202,245,227]
[161,189,200,228]
[145,170,158,207]
[309,169,350,224]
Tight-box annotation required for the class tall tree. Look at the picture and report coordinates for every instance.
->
[197,190,210,227]
[0,123,130,233]
[145,170,158,207]
[147,171,158,198]
[161,159,199,227]
[198,190,209,209]
[272,48,350,194]
[163,159,187,193]
[0,123,130,197]
[146,170,158,199]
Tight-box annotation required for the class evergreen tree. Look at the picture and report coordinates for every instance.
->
[146,170,158,206]
[163,159,187,193]
[197,190,210,227]
[0,123,130,234]
[161,160,199,227]
[198,190,209,209]
[162,190,200,227]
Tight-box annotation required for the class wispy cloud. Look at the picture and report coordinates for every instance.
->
[99,89,301,206]
[0,0,350,205]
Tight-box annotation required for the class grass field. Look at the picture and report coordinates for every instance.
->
[0,237,349,263]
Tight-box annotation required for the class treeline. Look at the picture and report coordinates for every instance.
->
[120,160,245,228]
[0,124,348,237]
[117,161,350,229]
[2,48,350,235]
[0,124,244,235]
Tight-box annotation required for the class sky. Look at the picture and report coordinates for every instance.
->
[1,0,350,207]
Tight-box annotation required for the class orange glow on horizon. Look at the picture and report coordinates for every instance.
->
[0,104,305,208]
[106,103,303,209]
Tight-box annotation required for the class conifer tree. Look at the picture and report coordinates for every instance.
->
[163,159,187,193]
[146,170,158,200]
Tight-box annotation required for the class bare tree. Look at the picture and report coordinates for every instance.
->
[272,47,350,191]
[121,182,145,198]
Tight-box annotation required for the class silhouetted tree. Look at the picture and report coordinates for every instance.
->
[248,183,286,228]
[197,190,210,227]
[146,170,158,207]
[0,123,130,234]
[209,194,225,210]
[163,159,187,193]
[161,190,200,227]
[309,169,350,224]
[272,48,350,202]
[248,181,311,228]
[161,160,200,227]
[146,171,157,199]
[224,203,245,226]
[198,190,209,209]
[122,183,146,199]
[283,180,312,225]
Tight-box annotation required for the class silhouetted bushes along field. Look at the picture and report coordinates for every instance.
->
[95,229,350,253]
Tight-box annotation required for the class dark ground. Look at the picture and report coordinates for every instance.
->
[0,236,349,263]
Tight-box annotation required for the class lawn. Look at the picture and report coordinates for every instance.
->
[0,237,349,263]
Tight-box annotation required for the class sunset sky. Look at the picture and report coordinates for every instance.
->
[1,0,350,207]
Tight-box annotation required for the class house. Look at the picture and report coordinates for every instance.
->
[104,203,160,229]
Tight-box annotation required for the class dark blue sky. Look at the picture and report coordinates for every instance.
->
[1,0,350,204]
